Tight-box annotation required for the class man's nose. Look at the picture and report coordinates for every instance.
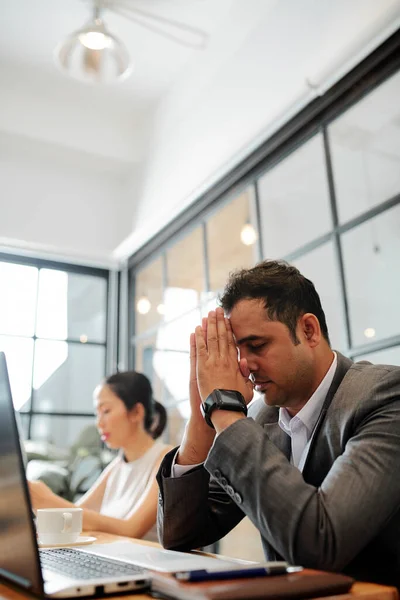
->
[239,349,259,373]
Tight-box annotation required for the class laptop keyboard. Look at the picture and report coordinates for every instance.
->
[40,548,146,580]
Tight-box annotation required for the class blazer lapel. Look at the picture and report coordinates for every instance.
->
[264,422,291,460]
[302,351,353,476]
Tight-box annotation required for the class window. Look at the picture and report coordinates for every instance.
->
[341,205,400,348]
[165,226,206,311]
[355,346,400,365]
[207,189,258,293]
[292,243,346,351]
[0,258,109,446]
[258,134,332,257]
[329,69,400,224]
[135,257,164,335]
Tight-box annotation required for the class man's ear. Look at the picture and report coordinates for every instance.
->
[300,313,321,347]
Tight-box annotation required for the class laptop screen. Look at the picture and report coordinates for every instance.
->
[0,352,43,595]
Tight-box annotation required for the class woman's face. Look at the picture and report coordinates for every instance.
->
[94,384,138,449]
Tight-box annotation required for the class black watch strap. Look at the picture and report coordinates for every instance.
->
[201,389,247,429]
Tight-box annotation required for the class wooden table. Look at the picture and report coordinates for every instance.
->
[0,532,397,600]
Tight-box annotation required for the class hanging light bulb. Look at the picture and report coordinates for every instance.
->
[157,303,166,315]
[364,327,376,339]
[137,296,151,315]
[54,5,132,84]
[240,223,257,246]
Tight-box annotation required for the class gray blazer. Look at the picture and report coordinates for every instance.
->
[157,353,400,588]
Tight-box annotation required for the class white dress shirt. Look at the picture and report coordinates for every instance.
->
[172,352,337,476]
[278,352,337,471]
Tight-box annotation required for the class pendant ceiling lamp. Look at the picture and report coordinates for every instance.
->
[54,0,208,85]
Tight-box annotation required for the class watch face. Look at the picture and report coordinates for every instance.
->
[217,389,243,404]
[201,389,247,429]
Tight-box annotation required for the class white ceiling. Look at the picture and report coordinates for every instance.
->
[1,0,400,266]
[0,0,274,166]
[0,0,234,101]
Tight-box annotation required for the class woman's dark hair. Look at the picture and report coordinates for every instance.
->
[104,371,167,439]
[220,259,330,345]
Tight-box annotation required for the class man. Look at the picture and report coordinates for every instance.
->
[157,260,400,588]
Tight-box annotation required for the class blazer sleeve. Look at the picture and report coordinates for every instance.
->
[204,368,400,571]
[156,447,245,550]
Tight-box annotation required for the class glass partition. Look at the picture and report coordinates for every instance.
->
[259,134,332,257]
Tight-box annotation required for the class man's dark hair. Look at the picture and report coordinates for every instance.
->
[219,259,330,345]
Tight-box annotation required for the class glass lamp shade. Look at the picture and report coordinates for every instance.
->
[54,18,132,84]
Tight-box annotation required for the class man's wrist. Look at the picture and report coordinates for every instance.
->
[211,410,246,434]
[176,418,215,465]
[201,389,247,429]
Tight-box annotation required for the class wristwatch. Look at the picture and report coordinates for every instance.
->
[201,389,247,429]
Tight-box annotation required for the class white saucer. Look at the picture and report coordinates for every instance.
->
[38,535,97,549]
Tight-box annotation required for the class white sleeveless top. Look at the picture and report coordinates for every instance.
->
[100,441,168,542]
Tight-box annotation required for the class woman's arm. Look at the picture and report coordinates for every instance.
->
[81,445,173,538]
[29,446,173,539]
[28,457,118,513]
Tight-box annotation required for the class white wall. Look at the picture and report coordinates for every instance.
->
[0,132,134,266]
[114,0,400,260]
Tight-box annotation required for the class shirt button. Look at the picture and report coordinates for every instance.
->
[234,493,242,504]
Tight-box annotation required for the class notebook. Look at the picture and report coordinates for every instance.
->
[150,569,355,600]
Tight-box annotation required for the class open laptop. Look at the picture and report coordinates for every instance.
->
[0,352,246,598]
[0,351,151,598]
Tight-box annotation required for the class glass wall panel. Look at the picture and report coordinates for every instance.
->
[200,293,219,317]
[135,257,164,335]
[30,414,94,448]
[341,204,400,347]
[165,405,188,449]
[355,346,400,365]
[18,412,30,439]
[165,226,205,316]
[36,270,107,343]
[258,134,331,257]
[0,335,33,411]
[292,242,346,351]
[154,309,200,406]
[330,70,400,223]
[134,333,163,407]
[207,190,257,293]
[0,262,38,336]
[33,341,105,413]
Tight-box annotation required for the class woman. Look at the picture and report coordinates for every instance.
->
[29,371,172,541]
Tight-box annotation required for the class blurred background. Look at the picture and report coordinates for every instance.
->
[1,0,400,560]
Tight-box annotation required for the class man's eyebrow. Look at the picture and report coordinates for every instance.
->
[235,334,265,345]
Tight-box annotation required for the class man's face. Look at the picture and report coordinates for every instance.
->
[229,298,316,412]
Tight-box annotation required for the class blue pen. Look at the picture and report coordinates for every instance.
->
[174,562,292,582]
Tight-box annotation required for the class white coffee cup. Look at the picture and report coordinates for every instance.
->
[36,508,83,545]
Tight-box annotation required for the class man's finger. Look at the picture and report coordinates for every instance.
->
[206,310,219,355]
[216,307,229,357]
[202,317,208,349]
[189,332,197,382]
[195,324,208,356]
[225,317,239,360]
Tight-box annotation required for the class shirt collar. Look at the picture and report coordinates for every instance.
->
[279,352,337,437]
